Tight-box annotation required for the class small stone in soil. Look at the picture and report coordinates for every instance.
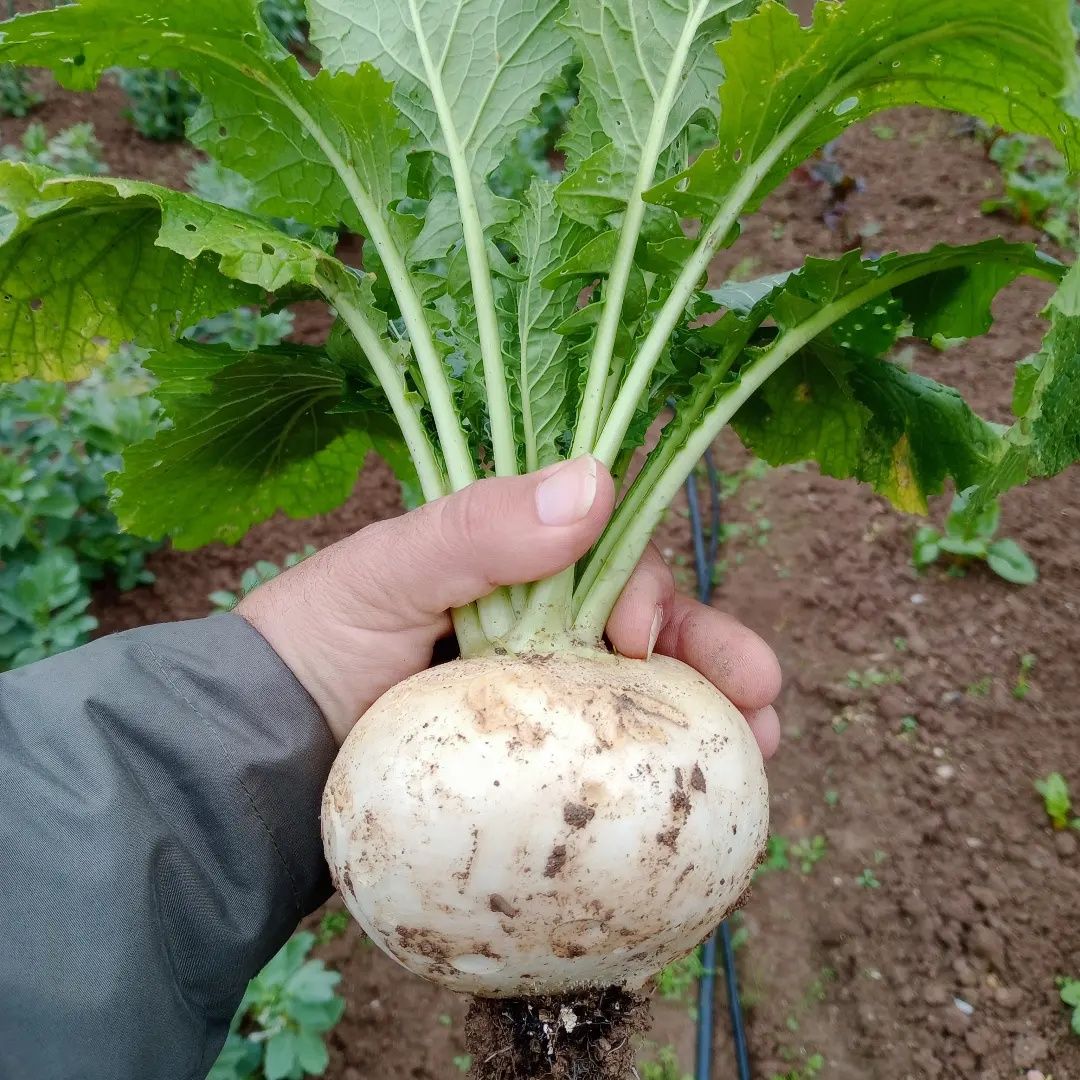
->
[1012,1034,1049,1070]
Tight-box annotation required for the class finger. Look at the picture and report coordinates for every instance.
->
[654,594,782,711]
[743,705,781,760]
[605,542,675,660]
[334,456,615,623]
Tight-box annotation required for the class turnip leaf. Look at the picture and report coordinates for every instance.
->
[111,345,401,548]
[0,0,408,236]
[502,182,592,470]
[648,0,1080,219]
[309,0,573,196]
[959,260,1080,522]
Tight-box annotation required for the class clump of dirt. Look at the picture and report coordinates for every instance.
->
[465,988,650,1080]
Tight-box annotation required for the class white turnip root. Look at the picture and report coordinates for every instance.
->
[322,649,768,998]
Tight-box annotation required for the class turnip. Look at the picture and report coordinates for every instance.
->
[1,0,1079,1075]
[322,652,767,996]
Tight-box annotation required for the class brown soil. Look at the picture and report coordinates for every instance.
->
[20,27,1079,1080]
[466,990,650,1080]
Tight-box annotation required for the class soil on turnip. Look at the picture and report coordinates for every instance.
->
[18,17,1076,1079]
[465,989,650,1080]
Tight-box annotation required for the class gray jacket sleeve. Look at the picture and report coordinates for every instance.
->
[0,614,338,1080]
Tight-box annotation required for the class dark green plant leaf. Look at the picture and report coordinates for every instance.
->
[111,344,400,547]
[960,259,1080,518]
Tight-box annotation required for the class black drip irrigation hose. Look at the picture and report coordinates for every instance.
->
[686,450,752,1080]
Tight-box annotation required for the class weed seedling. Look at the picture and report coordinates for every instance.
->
[209,546,318,613]
[640,1045,691,1080]
[791,835,827,874]
[913,492,1038,585]
[655,949,705,1006]
[770,1053,825,1080]
[757,835,792,876]
[1035,774,1080,831]
[315,909,350,946]
[1013,653,1037,700]
[1058,976,1080,1037]
[846,668,903,690]
[857,869,882,889]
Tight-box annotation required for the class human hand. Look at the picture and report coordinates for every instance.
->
[238,456,781,752]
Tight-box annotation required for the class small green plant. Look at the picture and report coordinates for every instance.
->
[1013,653,1037,700]
[857,868,881,889]
[913,492,1038,585]
[452,1054,473,1074]
[0,352,160,670]
[757,835,791,876]
[846,667,903,690]
[209,546,318,613]
[823,788,840,808]
[207,931,345,1080]
[1035,773,1080,832]
[640,1045,691,1080]
[186,158,337,245]
[1058,976,1080,1037]
[655,949,705,1004]
[259,0,308,49]
[117,68,200,139]
[899,715,918,735]
[185,306,296,352]
[981,130,1078,249]
[967,675,993,697]
[314,910,349,946]
[489,63,578,200]
[770,1053,824,1080]
[791,835,827,874]
[187,158,260,213]
[1,121,106,174]
[0,62,41,116]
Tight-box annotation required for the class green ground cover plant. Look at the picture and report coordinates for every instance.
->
[0,351,160,669]
[207,932,345,1080]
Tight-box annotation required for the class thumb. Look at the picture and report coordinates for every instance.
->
[338,455,614,623]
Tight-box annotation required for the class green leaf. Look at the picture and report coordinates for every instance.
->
[287,994,347,1032]
[648,0,1080,219]
[308,0,573,191]
[264,1031,299,1080]
[960,260,1080,520]
[557,0,754,223]
[986,538,1039,584]
[705,241,1062,514]
[206,1034,262,1080]
[735,342,1003,515]
[111,344,390,548]
[0,164,262,380]
[0,0,407,234]
[294,1029,330,1075]
[286,960,341,1003]
[503,182,592,469]
[563,0,750,159]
